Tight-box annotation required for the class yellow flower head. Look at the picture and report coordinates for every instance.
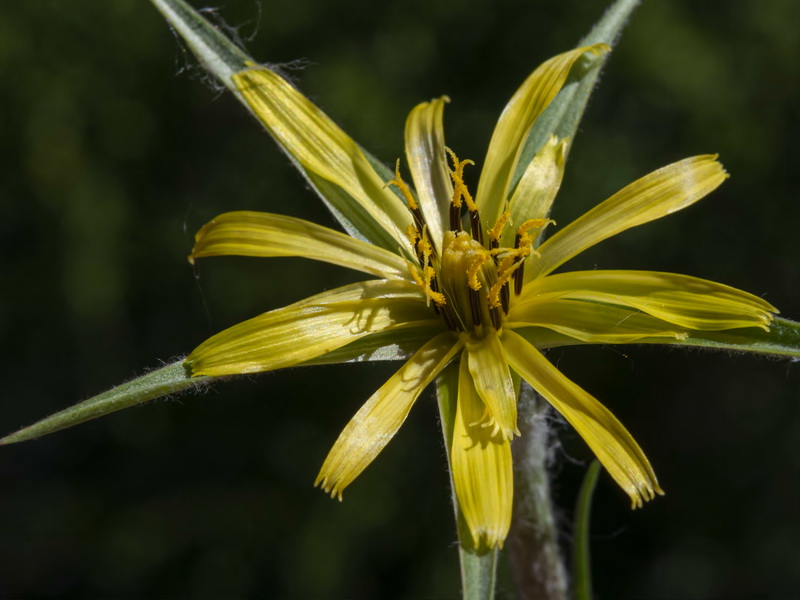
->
[184,44,776,550]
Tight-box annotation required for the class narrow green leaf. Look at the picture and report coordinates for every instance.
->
[514,317,800,358]
[572,460,602,600]
[637,317,800,358]
[436,363,498,600]
[0,362,211,445]
[511,0,641,192]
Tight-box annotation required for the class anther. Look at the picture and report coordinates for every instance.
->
[512,219,554,295]
[469,211,484,246]
[514,264,525,296]
[500,286,510,314]
[449,204,462,232]
[490,306,502,330]
[469,288,483,327]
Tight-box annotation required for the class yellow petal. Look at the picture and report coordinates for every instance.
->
[405,97,453,251]
[190,210,410,280]
[187,280,438,376]
[466,331,519,440]
[528,155,728,280]
[233,68,412,253]
[451,354,513,549]
[502,330,662,507]
[520,270,776,331]
[475,45,609,225]
[315,332,462,498]
[508,298,685,344]
[504,135,567,245]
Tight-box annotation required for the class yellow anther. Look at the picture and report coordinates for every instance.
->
[407,259,424,286]
[488,272,513,308]
[417,229,433,263]
[497,253,518,274]
[423,264,436,286]
[387,159,418,211]
[467,253,488,291]
[488,212,511,242]
[406,224,420,247]
[487,250,528,308]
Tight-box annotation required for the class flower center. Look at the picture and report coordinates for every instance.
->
[388,150,553,336]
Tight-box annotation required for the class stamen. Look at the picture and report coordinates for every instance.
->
[406,260,446,307]
[487,212,510,250]
[500,285,510,314]
[445,148,477,212]
[449,204,462,232]
[406,224,419,248]
[513,219,555,295]
[388,159,431,257]
[488,253,524,309]
[417,228,434,264]
[422,265,442,302]
[514,264,525,296]
[469,288,483,327]
[515,218,555,246]
[446,147,482,241]
[469,211,484,246]
[490,306,503,330]
[387,159,418,211]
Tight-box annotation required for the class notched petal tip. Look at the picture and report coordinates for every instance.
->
[314,474,344,501]
[626,476,665,510]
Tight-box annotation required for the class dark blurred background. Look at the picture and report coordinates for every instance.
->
[0,0,797,597]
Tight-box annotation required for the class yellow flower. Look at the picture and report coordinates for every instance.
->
[184,45,776,549]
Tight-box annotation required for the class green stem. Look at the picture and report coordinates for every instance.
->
[572,461,602,600]
[507,383,568,600]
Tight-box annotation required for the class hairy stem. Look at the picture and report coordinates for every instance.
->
[508,383,568,600]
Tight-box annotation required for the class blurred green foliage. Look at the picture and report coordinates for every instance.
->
[0,0,797,597]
